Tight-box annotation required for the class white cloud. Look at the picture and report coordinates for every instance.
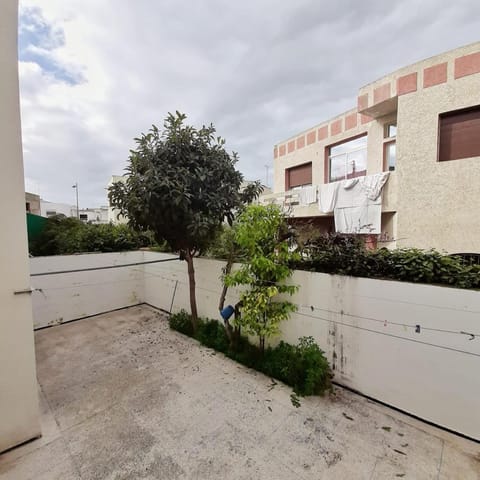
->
[18,0,480,206]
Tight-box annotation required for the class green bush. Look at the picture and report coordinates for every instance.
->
[197,319,231,353]
[292,233,480,290]
[169,309,196,337]
[169,311,332,397]
[29,215,155,256]
[263,337,331,396]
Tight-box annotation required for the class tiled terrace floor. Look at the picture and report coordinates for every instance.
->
[1,305,479,479]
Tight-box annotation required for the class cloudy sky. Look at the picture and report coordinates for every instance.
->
[18,0,480,207]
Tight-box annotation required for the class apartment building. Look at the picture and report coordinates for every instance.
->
[40,199,77,218]
[264,42,480,253]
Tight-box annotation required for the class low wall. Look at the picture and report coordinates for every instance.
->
[30,251,144,329]
[30,251,480,440]
[143,252,480,441]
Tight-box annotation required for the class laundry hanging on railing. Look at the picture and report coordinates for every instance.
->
[298,185,317,206]
[318,181,340,213]
[333,172,389,234]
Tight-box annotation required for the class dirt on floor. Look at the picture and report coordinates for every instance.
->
[1,305,479,479]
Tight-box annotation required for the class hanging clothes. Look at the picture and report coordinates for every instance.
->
[333,174,389,234]
[298,185,317,206]
[361,172,390,201]
[318,181,340,213]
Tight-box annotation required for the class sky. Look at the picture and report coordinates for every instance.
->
[18,0,480,208]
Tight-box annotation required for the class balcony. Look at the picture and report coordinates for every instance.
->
[260,189,324,218]
[260,172,398,219]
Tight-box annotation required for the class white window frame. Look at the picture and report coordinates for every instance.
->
[328,145,367,183]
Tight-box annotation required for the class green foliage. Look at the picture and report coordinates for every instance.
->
[262,337,331,396]
[169,311,331,397]
[225,205,300,350]
[108,112,254,254]
[205,225,247,261]
[168,309,195,337]
[195,318,230,352]
[108,112,261,326]
[293,233,480,290]
[29,215,154,256]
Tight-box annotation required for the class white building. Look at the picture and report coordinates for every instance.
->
[40,199,77,218]
[79,206,109,224]
[107,175,128,224]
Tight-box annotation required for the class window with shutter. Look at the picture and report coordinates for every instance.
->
[285,163,312,190]
[439,106,480,162]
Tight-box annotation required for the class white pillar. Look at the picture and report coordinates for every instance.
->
[0,0,41,452]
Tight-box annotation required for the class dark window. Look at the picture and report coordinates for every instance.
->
[439,106,480,161]
[285,162,312,190]
[79,214,88,221]
[327,135,367,182]
[383,123,397,171]
[385,123,397,138]
[26,202,31,212]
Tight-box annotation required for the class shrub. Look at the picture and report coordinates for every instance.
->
[169,311,332,397]
[29,215,155,256]
[196,319,230,353]
[224,204,299,352]
[291,233,480,290]
[263,337,331,396]
[169,309,195,337]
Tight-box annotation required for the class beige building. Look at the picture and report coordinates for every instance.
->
[0,0,40,452]
[265,42,480,253]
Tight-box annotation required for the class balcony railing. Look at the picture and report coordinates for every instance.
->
[260,172,398,217]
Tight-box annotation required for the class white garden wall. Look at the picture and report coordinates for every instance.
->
[30,251,480,440]
[142,252,480,441]
[30,251,144,329]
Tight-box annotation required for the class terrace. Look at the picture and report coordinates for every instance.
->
[1,305,478,479]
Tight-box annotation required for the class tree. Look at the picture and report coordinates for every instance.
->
[108,112,260,331]
[224,204,300,353]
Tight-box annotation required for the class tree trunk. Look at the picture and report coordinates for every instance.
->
[218,257,233,311]
[185,249,198,332]
[219,255,235,345]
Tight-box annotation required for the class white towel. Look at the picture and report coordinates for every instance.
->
[343,178,359,190]
[361,172,390,201]
[334,176,384,234]
[334,204,382,234]
[298,185,317,206]
[318,182,340,213]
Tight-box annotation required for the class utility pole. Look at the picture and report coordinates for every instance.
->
[72,182,79,219]
[264,164,270,187]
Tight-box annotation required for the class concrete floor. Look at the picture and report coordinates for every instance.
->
[0,305,479,480]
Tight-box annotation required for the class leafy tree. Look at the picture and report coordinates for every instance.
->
[108,112,261,331]
[224,204,300,353]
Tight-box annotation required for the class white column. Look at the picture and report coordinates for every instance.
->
[0,0,41,452]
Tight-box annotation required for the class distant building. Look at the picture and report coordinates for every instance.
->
[40,199,77,218]
[78,206,109,224]
[107,175,128,224]
[25,192,41,215]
